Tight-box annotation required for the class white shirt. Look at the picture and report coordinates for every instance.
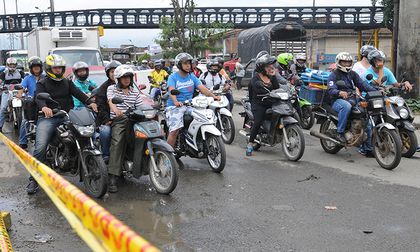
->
[235,62,245,77]
[199,71,226,90]
[352,61,370,78]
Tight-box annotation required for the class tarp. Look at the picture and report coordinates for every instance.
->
[237,21,306,63]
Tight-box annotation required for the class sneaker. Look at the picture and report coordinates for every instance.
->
[19,144,28,150]
[246,144,254,156]
[108,175,118,193]
[26,180,39,195]
[417,146,420,152]
[335,133,346,143]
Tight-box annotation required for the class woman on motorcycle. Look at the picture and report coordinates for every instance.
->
[246,54,279,156]
[72,61,97,108]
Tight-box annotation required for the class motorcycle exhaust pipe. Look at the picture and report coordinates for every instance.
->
[310,130,343,146]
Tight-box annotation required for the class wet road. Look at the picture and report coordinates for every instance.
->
[1,109,420,251]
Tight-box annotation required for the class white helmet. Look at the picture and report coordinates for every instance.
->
[114,64,134,80]
[6,57,18,71]
[335,52,353,73]
[295,53,307,67]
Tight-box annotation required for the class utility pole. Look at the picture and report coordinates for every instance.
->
[15,0,24,49]
[308,0,315,68]
[50,0,55,12]
[2,0,5,14]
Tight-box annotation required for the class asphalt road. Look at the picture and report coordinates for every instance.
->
[1,106,420,251]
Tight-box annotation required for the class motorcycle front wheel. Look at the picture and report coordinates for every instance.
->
[282,124,305,161]
[206,135,226,173]
[218,115,235,144]
[373,128,402,170]
[149,150,178,195]
[83,154,108,198]
[14,107,23,131]
[399,128,418,158]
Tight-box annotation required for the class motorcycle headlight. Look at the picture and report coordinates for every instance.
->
[399,108,409,119]
[74,125,95,137]
[371,99,384,109]
[276,91,290,100]
[205,109,215,120]
[395,97,405,107]
[143,109,156,119]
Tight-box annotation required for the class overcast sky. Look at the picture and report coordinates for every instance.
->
[0,0,374,48]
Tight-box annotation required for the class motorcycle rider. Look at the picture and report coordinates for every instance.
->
[192,58,203,78]
[290,53,307,75]
[148,60,169,100]
[327,52,376,143]
[72,61,97,108]
[215,57,231,81]
[246,54,280,156]
[277,53,294,79]
[17,56,45,149]
[0,57,25,132]
[166,52,220,148]
[168,59,175,75]
[96,60,122,161]
[353,45,376,78]
[106,65,144,193]
[138,60,150,70]
[26,54,98,194]
[199,59,234,111]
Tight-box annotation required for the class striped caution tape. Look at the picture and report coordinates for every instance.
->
[0,211,13,252]
[0,133,160,252]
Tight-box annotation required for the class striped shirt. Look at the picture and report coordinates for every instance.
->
[106,84,143,119]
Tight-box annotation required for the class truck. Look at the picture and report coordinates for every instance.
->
[26,27,104,67]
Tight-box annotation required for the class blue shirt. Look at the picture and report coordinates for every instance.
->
[166,72,201,107]
[73,79,97,108]
[21,73,45,97]
[364,66,398,87]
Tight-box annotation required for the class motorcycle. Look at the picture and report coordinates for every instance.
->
[1,81,23,132]
[310,79,402,170]
[110,96,178,194]
[162,89,226,173]
[207,84,236,144]
[36,92,108,198]
[238,87,306,161]
[291,85,314,130]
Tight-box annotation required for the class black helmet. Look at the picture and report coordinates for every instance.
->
[360,45,376,59]
[206,59,220,74]
[105,60,122,77]
[367,49,386,67]
[255,54,277,75]
[28,56,43,75]
[175,53,193,73]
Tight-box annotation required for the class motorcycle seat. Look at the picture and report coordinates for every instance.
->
[321,103,338,117]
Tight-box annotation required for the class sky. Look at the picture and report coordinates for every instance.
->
[0,0,374,49]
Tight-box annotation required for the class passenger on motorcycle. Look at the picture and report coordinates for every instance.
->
[138,60,150,70]
[148,60,169,100]
[27,54,98,195]
[199,59,234,111]
[290,53,307,75]
[327,52,376,144]
[165,52,220,148]
[0,57,25,132]
[17,56,45,149]
[106,65,144,193]
[214,57,231,81]
[192,58,203,78]
[72,61,97,108]
[353,45,376,78]
[96,60,122,161]
[246,54,280,156]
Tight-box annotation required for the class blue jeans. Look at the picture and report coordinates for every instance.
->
[19,118,29,145]
[332,99,352,134]
[99,124,111,157]
[0,91,10,128]
[150,87,160,100]
[359,120,373,153]
[33,117,67,163]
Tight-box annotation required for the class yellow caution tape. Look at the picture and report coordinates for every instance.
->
[0,211,13,252]
[0,133,160,252]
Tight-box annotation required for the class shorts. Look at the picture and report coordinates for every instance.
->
[165,106,193,132]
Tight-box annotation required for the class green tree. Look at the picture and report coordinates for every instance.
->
[136,53,151,62]
[156,0,232,58]
[372,0,394,30]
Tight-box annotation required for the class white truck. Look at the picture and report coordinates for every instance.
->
[26,27,104,67]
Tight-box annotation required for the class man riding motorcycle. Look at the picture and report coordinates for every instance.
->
[72,61,97,108]
[138,60,150,70]
[96,60,122,161]
[246,54,280,156]
[106,65,144,193]
[148,60,169,100]
[0,57,25,132]
[327,52,376,144]
[27,54,98,195]
[199,59,234,111]
[165,52,220,148]
[353,45,376,78]
[17,56,45,149]
[290,53,307,75]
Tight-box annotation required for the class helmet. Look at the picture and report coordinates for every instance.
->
[295,53,307,68]
[277,53,294,67]
[256,51,269,60]
[114,65,134,84]
[6,57,17,71]
[206,59,220,74]
[169,59,175,64]
[367,49,386,67]
[255,54,277,75]
[105,60,122,77]
[28,56,43,75]
[175,53,193,73]
[45,54,66,81]
[360,45,376,59]
[72,61,89,81]
[141,60,148,64]
[335,52,354,73]
[154,60,162,68]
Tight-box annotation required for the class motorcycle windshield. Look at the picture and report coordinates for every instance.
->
[68,107,96,126]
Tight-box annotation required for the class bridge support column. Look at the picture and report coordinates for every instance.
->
[357,31,362,60]
[374,29,379,49]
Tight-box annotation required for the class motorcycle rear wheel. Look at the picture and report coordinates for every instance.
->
[83,154,108,198]
[320,120,343,154]
[218,115,235,144]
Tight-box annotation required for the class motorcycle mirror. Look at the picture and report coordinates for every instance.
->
[14,84,23,90]
[111,97,124,104]
[36,93,51,100]
[335,80,347,89]
[170,89,180,95]
[366,74,373,81]
[138,84,147,90]
[381,76,388,84]
[213,84,221,90]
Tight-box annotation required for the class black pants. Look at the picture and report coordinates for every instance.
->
[236,77,243,90]
[249,103,269,143]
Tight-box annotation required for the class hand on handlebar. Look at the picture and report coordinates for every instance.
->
[402,81,413,92]
[174,101,183,107]
[42,107,53,118]
[113,108,124,117]
[89,103,98,113]
[339,91,349,99]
